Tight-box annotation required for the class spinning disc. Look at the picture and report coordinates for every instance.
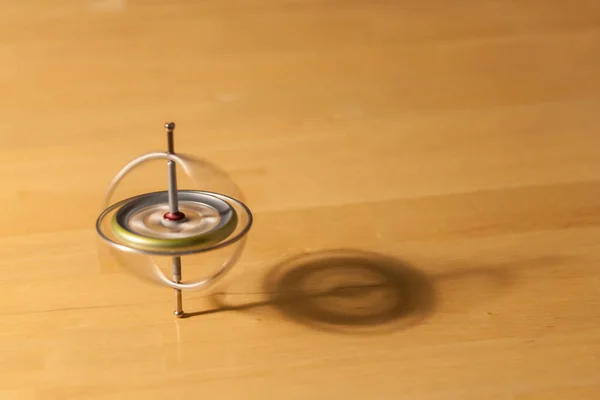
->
[97,189,252,257]
[111,191,238,250]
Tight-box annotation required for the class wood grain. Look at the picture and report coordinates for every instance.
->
[0,0,599,398]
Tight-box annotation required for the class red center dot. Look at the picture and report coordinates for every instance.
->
[163,211,186,221]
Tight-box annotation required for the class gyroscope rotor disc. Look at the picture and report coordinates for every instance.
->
[110,191,238,250]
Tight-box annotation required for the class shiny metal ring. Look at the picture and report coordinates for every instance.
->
[103,151,196,208]
[148,236,247,291]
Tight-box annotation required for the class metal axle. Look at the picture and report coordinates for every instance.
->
[165,122,184,318]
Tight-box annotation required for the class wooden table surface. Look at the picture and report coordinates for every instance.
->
[1,1,599,399]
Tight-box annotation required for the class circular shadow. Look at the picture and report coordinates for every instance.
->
[261,249,436,334]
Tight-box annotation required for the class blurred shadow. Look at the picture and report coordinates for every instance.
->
[181,250,562,334]
[261,249,437,334]
[187,249,436,335]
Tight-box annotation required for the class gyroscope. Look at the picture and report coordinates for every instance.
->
[96,122,253,318]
